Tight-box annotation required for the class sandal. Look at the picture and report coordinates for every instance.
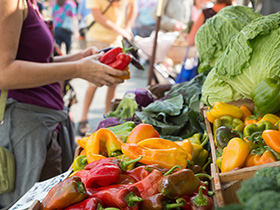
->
[77,120,91,136]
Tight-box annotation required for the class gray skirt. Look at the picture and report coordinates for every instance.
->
[0,99,77,209]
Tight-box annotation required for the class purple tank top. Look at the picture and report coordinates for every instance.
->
[7,0,64,110]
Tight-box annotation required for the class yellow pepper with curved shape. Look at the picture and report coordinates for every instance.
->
[85,128,124,163]
[205,97,243,124]
[221,138,250,173]
[121,138,188,169]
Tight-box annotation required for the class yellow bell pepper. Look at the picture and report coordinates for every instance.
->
[175,139,193,160]
[205,96,243,124]
[85,128,124,163]
[221,138,250,173]
[258,113,280,125]
[121,138,188,169]
[240,105,252,121]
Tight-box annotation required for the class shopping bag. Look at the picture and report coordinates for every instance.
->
[0,145,15,194]
[175,47,199,83]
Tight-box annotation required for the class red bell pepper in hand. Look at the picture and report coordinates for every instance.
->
[40,176,87,210]
[109,53,132,70]
[89,185,142,210]
[99,47,123,65]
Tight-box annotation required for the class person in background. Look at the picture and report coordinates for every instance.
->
[52,0,77,54]
[77,0,137,136]
[0,0,127,209]
[133,0,157,37]
[186,0,232,46]
[77,0,91,41]
[156,0,194,32]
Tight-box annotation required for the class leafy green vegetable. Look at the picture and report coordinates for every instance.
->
[201,11,280,104]
[135,72,207,140]
[106,93,138,119]
[195,6,261,73]
[244,191,280,210]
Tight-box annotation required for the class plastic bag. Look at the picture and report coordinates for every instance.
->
[133,31,179,63]
[175,47,199,83]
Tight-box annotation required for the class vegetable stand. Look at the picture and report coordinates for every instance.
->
[202,100,280,207]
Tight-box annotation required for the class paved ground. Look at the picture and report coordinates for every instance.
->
[67,40,149,138]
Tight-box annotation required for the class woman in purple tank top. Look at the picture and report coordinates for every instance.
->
[0,0,128,208]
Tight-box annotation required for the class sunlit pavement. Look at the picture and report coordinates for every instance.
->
[68,39,149,138]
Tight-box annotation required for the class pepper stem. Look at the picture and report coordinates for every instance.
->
[195,173,212,180]
[232,129,244,140]
[121,39,136,54]
[97,203,121,210]
[206,95,213,109]
[125,192,143,207]
[202,157,211,171]
[119,156,143,171]
[193,186,208,207]
[200,131,209,147]
[165,198,186,210]
[163,165,182,176]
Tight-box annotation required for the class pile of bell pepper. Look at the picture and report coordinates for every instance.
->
[39,122,214,210]
[206,98,280,173]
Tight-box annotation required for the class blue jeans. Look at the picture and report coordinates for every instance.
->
[54,27,72,54]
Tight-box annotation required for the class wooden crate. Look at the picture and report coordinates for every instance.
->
[201,100,280,207]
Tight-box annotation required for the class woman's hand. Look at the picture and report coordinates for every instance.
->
[77,53,128,87]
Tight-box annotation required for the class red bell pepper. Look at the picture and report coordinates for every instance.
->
[124,165,151,182]
[99,47,123,65]
[132,169,163,199]
[88,185,142,210]
[99,41,133,71]
[61,197,121,210]
[84,156,142,188]
[190,186,214,210]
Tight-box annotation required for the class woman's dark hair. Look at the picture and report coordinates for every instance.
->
[216,0,232,6]
[57,0,66,7]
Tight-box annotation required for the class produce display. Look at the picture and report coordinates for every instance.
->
[205,100,280,173]
[39,123,213,210]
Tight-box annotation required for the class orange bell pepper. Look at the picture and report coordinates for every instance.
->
[240,105,252,121]
[85,128,124,163]
[245,150,276,167]
[221,138,250,173]
[126,123,159,144]
[244,115,259,127]
[121,138,188,169]
[76,136,89,149]
[262,130,280,153]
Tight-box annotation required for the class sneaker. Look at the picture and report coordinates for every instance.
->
[77,120,90,136]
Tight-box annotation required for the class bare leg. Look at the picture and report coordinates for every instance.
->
[105,85,117,114]
[80,84,97,121]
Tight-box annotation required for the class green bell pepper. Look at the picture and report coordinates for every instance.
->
[72,155,88,172]
[213,115,244,136]
[243,120,278,137]
[107,121,135,142]
[251,77,280,116]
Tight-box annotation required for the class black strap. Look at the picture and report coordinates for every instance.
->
[87,0,115,30]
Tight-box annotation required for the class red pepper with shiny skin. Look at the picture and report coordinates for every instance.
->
[40,176,87,210]
[99,47,123,65]
[61,197,121,210]
[89,185,142,210]
[124,165,151,182]
[84,156,142,188]
[190,186,214,210]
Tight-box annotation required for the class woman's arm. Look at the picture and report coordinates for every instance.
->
[186,12,205,46]
[0,0,126,90]
[91,8,132,39]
